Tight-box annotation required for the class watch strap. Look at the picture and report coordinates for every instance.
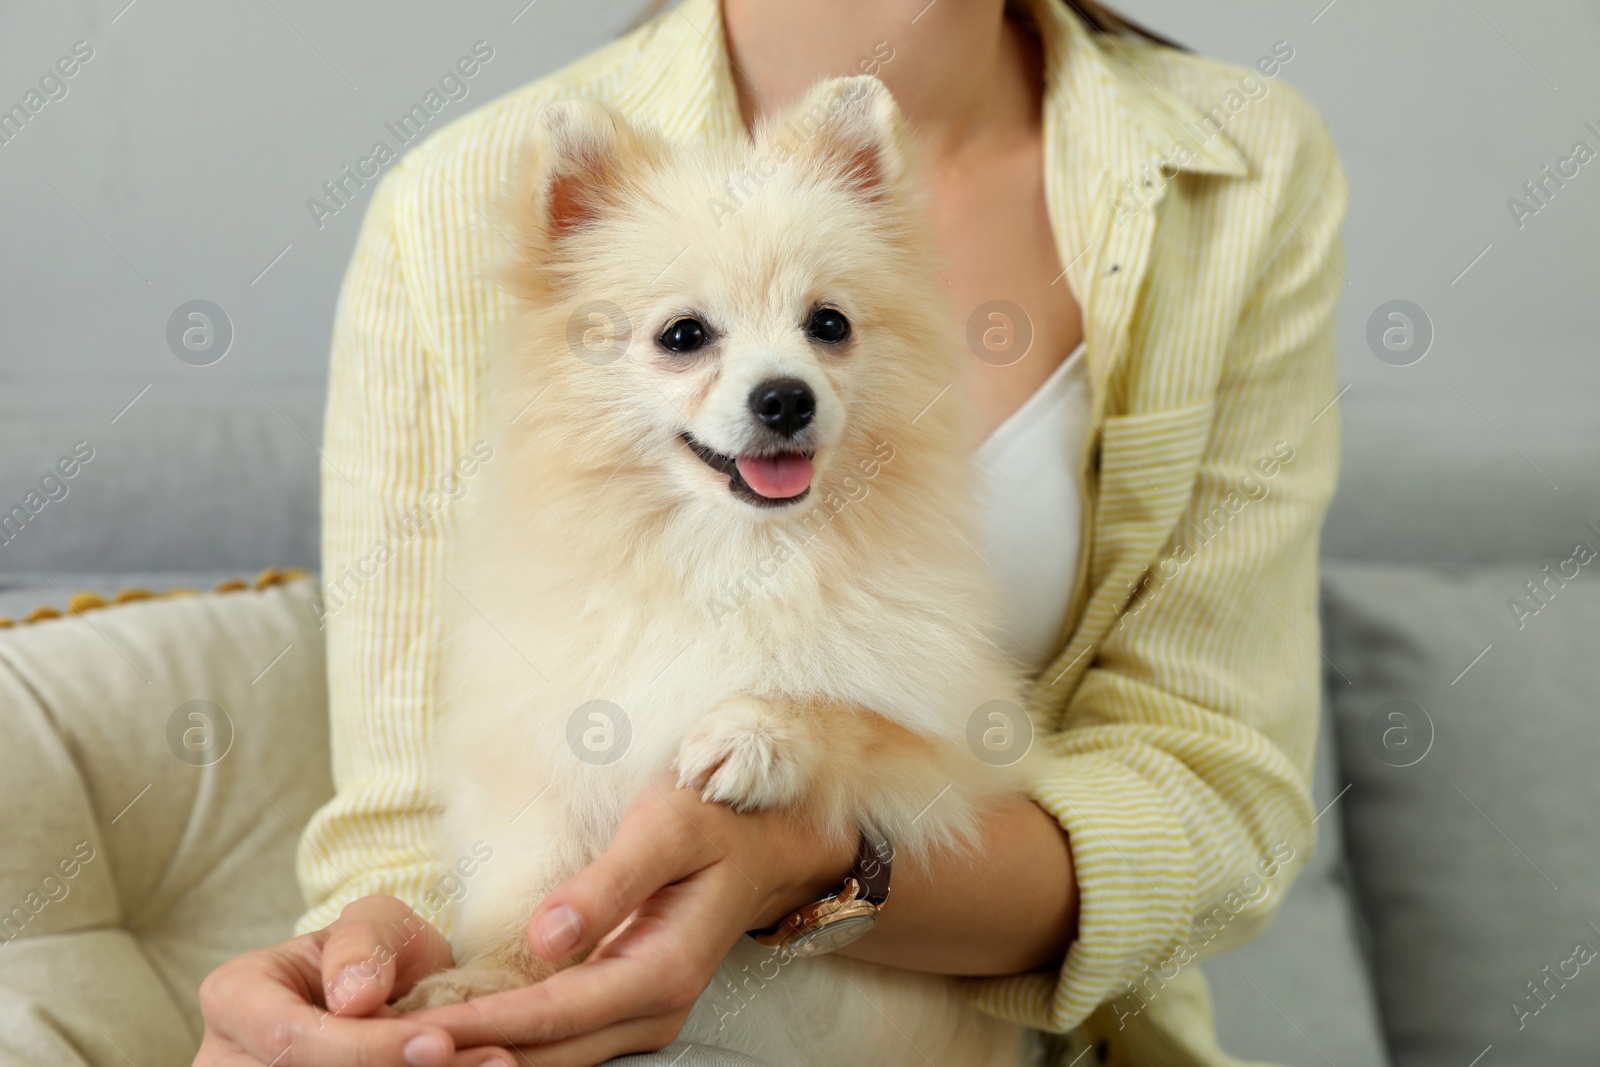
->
[853,829,893,905]
[747,828,892,940]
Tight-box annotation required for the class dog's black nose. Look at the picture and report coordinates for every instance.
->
[748,378,816,438]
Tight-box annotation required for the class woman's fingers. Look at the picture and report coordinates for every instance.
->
[447,1047,519,1067]
[527,781,714,961]
[319,894,455,1016]
[193,1030,263,1067]
[409,953,684,1055]
[419,870,742,1049]
[412,869,739,1048]
[480,1016,689,1067]
[408,931,679,1047]
[198,940,457,1067]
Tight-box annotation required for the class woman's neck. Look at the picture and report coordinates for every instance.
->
[721,0,1044,160]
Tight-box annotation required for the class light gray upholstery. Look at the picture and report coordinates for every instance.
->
[1199,708,1390,1067]
[1321,563,1600,1067]
[0,395,321,575]
[1322,399,1600,566]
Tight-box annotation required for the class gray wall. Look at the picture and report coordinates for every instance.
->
[0,0,641,572]
[1,0,636,406]
[1124,0,1600,399]
[1122,0,1600,563]
[1,0,1595,574]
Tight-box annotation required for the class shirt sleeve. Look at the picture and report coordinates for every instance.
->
[969,128,1350,1031]
[293,163,463,935]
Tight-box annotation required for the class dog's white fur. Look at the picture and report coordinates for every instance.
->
[401,76,1042,1066]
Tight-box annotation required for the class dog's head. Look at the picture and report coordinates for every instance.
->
[500,76,968,525]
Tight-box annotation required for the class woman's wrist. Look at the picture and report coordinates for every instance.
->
[744,808,859,930]
[696,788,1079,976]
[648,775,856,932]
[836,796,1078,976]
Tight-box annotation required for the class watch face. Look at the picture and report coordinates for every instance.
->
[789,914,878,958]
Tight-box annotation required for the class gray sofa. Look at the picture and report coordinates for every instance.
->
[3,386,1597,1066]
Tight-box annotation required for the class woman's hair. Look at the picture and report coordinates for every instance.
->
[627,0,1185,51]
[1058,0,1186,50]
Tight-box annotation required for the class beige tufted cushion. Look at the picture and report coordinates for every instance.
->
[0,577,332,1066]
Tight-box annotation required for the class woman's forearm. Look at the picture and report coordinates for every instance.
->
[837,796,1079,976]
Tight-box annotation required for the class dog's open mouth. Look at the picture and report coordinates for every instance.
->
[681,434,813,507]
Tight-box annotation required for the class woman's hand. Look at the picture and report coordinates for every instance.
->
[404,774,856,1067]
[194,894,507,1067]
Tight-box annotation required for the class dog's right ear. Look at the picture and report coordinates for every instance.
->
[507,97,651,284]
[531,98,631,236]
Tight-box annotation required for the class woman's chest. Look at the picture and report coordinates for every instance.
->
[925,138,1085,440]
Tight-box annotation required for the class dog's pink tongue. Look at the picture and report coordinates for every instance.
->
[735,454,813,499]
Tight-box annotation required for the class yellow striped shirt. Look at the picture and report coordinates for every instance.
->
[297,1,1347,1063]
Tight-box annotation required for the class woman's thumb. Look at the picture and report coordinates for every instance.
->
[319,895,454,1016]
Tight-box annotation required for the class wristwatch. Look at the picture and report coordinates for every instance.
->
[747,830,892,958]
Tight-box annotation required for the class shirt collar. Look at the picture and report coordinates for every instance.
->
[1021,0,1249,179]
[633,0,1248,181]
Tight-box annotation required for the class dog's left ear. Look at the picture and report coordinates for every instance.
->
[765,76,910,203]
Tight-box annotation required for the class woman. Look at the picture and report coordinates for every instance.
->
[196,0,1346,1064]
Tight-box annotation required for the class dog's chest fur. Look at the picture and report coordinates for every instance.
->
[441,495,990,778]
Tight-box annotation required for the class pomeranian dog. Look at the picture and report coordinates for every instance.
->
[400,75,1042,1066]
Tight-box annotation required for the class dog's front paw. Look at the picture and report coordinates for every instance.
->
[394,963,528,1011]
[676,697,812,811]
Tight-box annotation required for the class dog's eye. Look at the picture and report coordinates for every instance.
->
[657,317,708,354]
[805,307,851,344]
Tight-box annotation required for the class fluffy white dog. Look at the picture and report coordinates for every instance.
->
[402,75,1041,1067]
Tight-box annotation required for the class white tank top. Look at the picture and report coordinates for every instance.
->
[974,341,1092,677]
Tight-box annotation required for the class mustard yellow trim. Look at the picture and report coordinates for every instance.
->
[0,567,310,629]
